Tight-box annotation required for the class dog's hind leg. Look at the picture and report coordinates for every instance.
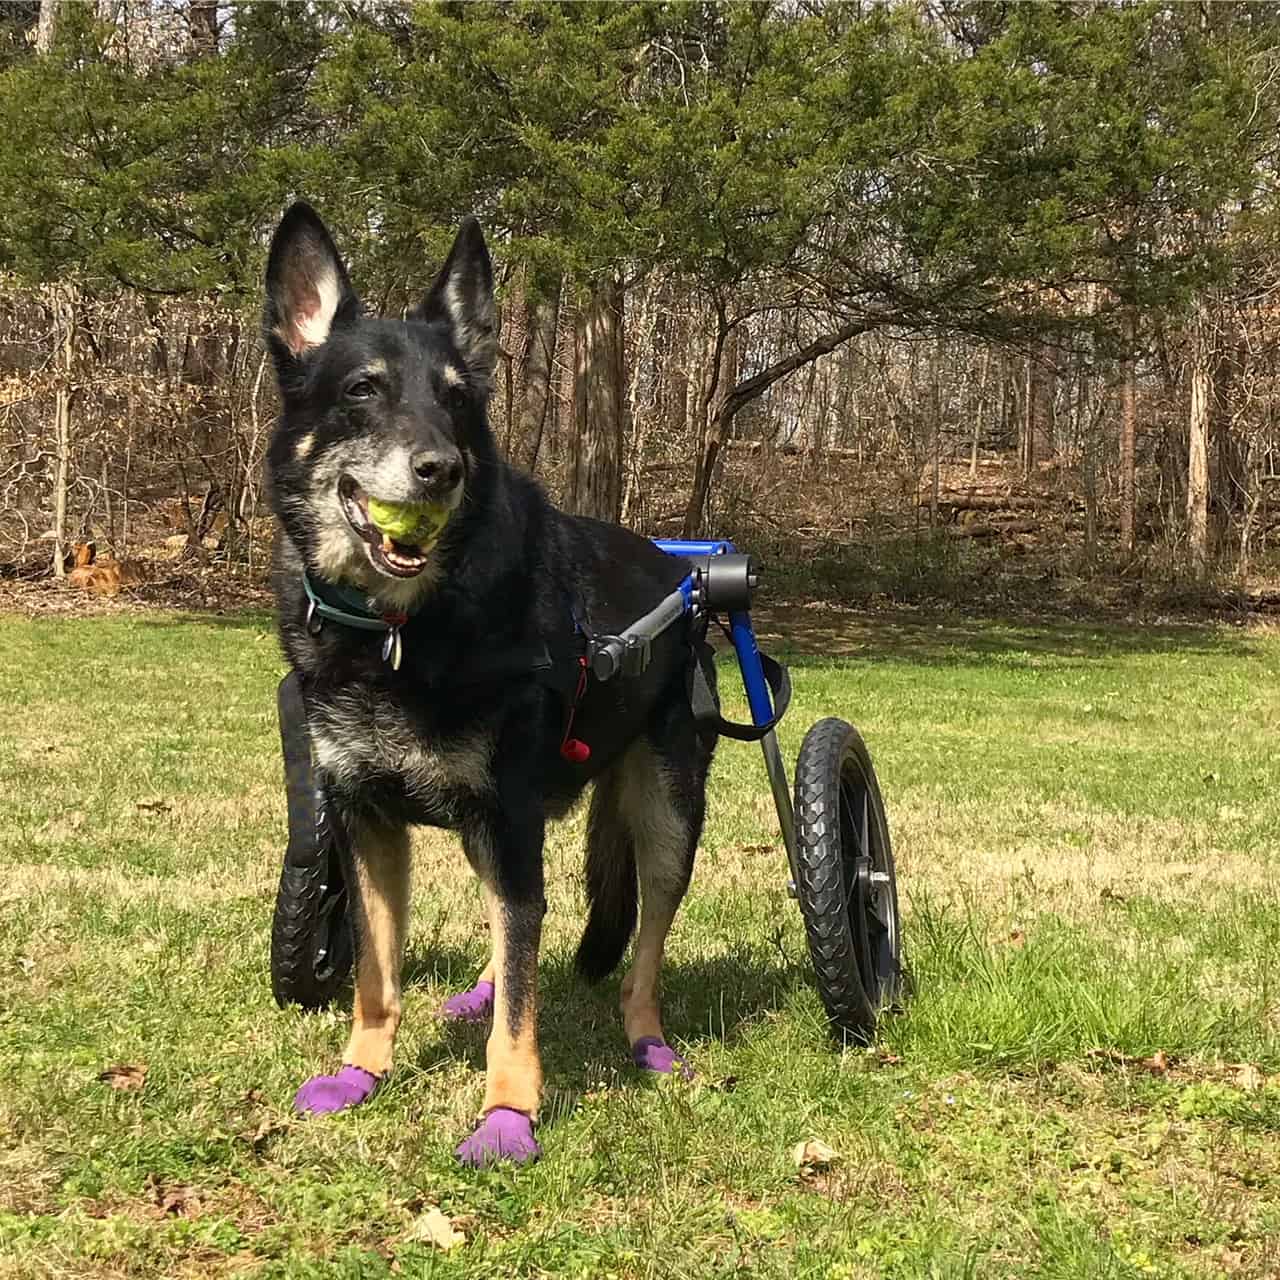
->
[441,884,497,1024]
[454,801,546,1167]
[295,817,410,1114]
[616,718,709,1078]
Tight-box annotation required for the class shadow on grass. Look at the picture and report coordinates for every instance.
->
[746,603,1260,668]
[405,938,812,1098]
[135,609,274,631]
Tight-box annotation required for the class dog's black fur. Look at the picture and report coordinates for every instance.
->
[263,203,713,1132]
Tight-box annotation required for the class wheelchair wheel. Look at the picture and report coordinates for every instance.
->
[271,673,354,1010]
[793,717,901,1043]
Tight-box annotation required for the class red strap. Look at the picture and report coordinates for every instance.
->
[559,655,591,763]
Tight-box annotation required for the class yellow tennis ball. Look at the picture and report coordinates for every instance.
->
[366,497,451,545]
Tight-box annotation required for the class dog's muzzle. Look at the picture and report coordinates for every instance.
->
[338,475,457,578]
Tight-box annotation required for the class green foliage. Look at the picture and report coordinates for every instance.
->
[0,0,1274,341]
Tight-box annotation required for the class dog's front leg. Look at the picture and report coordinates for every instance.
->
[455,800,545,1167]
[295,817,410,1114]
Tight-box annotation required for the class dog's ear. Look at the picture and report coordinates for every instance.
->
[417,217,497,385]
[264,203,359,372]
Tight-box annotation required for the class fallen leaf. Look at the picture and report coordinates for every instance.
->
[99,1064,147,1091]
[153,1183,200,1217]
[241,1087,265,1105]
[135,799,171,814]
[1232,1064,1264,1091]
[792,1138,838,1171]
[248,1114,285,1151]
[16,956,34,975]
[405,1207,464,1251]
[874,1049,904,1067]
[1006,929,1027,948]
[1142,1050,1170,1075]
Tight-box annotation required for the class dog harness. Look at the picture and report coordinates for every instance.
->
[299,571,592,761]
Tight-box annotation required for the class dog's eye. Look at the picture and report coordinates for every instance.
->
[346,378,376,400]
[442,386,467,414]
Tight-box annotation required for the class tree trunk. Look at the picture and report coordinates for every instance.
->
[188,0,218,56]
[1187,310,1212,578]
[36,0,57,53]
[516,275,561,474]
[970,348,989,478]
[1119,311,1138,555]
[1022,350,1037,476]
[567,278,624,522]
[682,315,874,536]
[50,287,74,578]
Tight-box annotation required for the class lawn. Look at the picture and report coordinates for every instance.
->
[1,606,1278,1279]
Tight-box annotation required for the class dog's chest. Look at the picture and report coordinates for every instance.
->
[308,688,491,819]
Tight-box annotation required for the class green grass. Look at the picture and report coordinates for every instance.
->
[2,607,1279,1279]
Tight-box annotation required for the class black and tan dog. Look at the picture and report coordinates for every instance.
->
[264,204,713,1165]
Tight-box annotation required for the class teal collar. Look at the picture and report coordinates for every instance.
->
[302,572,415,669]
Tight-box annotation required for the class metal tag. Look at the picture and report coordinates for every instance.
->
[382,626,402,671]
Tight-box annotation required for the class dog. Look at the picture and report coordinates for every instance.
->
[263,203,714,1167]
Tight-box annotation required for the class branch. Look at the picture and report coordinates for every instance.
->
[720,315,882,423]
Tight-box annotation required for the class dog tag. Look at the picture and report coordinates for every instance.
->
[382,626,402,671]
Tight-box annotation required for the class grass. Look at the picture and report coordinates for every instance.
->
[1,606,1279,1278]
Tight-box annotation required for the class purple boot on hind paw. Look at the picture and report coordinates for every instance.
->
[632,1036,694,1080]
[455,1107,542,1168]
[294,1065,381,1114]
[441,979,495,1023]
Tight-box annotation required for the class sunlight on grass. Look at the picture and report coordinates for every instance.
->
[1,612,1278,1278]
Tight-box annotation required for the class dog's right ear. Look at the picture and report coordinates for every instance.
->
[263,203,359,374]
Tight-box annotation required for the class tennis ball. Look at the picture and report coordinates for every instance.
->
[366,497,452,546]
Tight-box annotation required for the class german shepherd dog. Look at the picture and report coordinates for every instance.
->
[264,204,713,1166]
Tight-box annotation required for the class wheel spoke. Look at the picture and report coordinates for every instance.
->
[840,787,858,852]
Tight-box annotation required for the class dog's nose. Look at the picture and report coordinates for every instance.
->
[410,450,462,494]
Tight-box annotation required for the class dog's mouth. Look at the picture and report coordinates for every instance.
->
[339,477,440,579]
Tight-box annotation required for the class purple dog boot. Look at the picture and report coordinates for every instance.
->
[441,979,495,1024]
[632,1036,694,1081]
[294,1065,381,1115]
[455,1107,542,1168]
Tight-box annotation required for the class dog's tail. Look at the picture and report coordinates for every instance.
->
[575,831,638,983]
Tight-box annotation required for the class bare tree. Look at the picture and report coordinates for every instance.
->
[1187,304,1213,576]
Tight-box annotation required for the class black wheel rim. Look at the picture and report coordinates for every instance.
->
[312,862,349,984]
[837,761,898,1007]
[313,782,353,985]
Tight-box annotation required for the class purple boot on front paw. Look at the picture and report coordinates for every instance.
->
[632,1036,694,1080]
[455,1107,542,1168]
[294,1065,381,1114]
[441,979,495,1023]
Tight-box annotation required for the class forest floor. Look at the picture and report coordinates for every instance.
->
[2,607,1278,1278]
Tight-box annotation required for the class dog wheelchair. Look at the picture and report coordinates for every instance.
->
[271,540,902,1044]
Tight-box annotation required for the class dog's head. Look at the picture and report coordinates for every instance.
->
[263,202,497,607]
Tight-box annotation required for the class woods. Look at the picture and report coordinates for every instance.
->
[3,0,1280,596]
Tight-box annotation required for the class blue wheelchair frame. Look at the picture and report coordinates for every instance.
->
[588,538,799,891]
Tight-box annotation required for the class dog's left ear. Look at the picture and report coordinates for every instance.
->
[417,217,497,384]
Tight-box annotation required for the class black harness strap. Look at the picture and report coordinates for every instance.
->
[687,635,792,744]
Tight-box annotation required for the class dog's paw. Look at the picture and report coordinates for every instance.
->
[441,979,495,1023]
[455,1107,542,1168]
[293,1065,381,1114]
[632,1036,694,1080]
